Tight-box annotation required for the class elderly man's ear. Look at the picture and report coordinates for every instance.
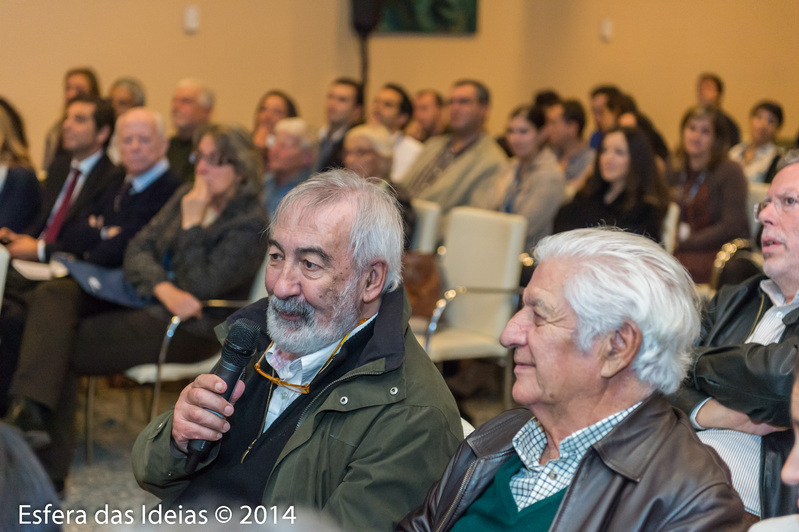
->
[599,321,643,379]
[361,260,388,304]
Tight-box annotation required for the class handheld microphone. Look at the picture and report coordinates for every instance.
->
[185,317,261,474]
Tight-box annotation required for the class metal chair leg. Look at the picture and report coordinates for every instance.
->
[85,376,96,464]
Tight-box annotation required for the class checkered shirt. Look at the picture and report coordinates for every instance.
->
[509,402,641,510]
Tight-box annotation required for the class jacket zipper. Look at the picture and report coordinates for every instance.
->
[239,369,385,463]
[434,461,478,532]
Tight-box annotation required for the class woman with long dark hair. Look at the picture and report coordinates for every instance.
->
[554,126,669,241]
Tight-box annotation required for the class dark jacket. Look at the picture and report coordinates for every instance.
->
[26,152,120,261]
[399,394,747,532]
[0,165,41,232]
[671,274,799,518]
[60,168,181,267]
[133,287,463,531]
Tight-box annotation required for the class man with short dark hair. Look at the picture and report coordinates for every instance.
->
[370,83,423,182]
[0,95,119,263]
[132,170,462,531]
[545,99,595,192]
[672,150,799,520]
[403,79,506,214]
[408,89,449,143]
[588,85,622,149]
[697,72,741,146]
[315,78,363,172]
[168,79,214,182]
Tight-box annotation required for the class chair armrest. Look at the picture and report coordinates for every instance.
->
[424,286,522,352]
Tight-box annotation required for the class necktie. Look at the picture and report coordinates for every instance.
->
[114,179,133,212]
[44,167,81,244]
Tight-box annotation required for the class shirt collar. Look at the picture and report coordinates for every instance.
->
[264,313,377,384]
[72,149,104,176]
[760,278,799,308]
[127,158,169,193]
[513,401,642,471]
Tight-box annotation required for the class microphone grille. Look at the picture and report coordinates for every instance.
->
[222,318,262,366]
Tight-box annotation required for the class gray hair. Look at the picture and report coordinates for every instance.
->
[776,149,799,173]
[269,169,403,293]
[176,78,215,109]
[273,117,316,152]
[116,108,165,139]
[110,77,146,107]
[533,228,701,394]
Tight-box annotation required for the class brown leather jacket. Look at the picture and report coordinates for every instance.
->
[398,394,747,532]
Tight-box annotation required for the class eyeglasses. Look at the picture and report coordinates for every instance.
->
[753,194,799,221]
[189,150,232,167]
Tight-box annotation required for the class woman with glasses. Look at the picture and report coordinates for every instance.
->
[4,124,268,491]
[672,105,749,283]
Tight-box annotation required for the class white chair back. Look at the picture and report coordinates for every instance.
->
[747,182,770,238]
[0,244,9,307]
[441,207,527,338]
[410,199,441,254]
[661,202,680,254]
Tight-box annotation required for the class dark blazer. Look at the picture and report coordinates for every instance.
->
[0,166,42,232]
[25,152,121,261]
[65,168,182,267]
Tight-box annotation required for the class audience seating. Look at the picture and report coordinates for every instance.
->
[661,202,680,254]
[409,198,441,254]
[84,254,270,463]
[416,207,527,409]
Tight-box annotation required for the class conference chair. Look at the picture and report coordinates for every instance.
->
[416,207,527,409]
[84,254,269,463]
[409,198,441,253]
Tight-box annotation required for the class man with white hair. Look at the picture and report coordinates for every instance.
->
[133,170,462,530]
[400,228,746,531]
[168,78,214,182]
[261,117,315,217]
[672,149,799,520]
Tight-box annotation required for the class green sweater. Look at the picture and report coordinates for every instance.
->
[450,454,566,532]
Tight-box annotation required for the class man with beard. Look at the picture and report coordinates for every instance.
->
[133,170,463,530]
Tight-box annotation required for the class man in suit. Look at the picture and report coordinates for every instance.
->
[314,77,363,172]
[73,107,181,267]
[3,107,181,492]
[167,79,214,183]
[403,79,506,215]
[0,95,119,263]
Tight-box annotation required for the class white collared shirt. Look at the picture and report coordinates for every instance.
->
[695,279,799,516]
[38,149,104,261]
[261,314,376,432]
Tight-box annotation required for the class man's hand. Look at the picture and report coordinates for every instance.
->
[153,282,203,320]
[3,232,41,261]
[696,398,788,436]
[172,374,246,453]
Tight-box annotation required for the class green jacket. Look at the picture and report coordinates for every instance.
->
[132,288,463,531]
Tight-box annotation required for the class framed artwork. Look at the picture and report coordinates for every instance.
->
[378,0,477,34]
